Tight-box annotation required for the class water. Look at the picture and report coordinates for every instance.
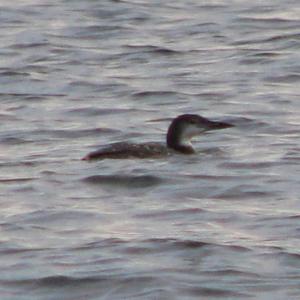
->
[1,0,300,299]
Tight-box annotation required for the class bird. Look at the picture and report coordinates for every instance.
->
[82,114,232,160]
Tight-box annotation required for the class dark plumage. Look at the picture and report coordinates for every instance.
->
[82,114,232,160]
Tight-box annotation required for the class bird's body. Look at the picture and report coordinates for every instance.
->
[84,142,169,160]
[82,114,232,160]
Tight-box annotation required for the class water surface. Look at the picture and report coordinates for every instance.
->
[1,0,300,299]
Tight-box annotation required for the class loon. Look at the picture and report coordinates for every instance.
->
[82,114,232,160]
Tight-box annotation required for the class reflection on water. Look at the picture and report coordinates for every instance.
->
[0,0,300,299]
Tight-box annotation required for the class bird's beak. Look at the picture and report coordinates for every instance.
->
[205,120,233,130]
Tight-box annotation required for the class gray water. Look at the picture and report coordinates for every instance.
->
[1,0,300,299]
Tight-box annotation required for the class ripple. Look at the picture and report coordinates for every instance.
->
[72,237,250,253]
[0,136,32,145]
[232,33,300,46]
[215,185,273,200]
[124,44,181,55]
[9,209,98,224]
[239,51,282,64]
[31,128,118,139]
[136,207,205,219]
[67,107,143,116]
[0,177,36,183]
[0,70,31,77]
[2,275,104,287]
[132,90,178,98]
[220,161,281,169]
[83,174,163,188]
[181,286,251,298]
[264,74,300,83]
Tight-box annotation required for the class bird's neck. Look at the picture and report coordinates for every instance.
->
[170,143,195,154]
[167,133,195,154]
